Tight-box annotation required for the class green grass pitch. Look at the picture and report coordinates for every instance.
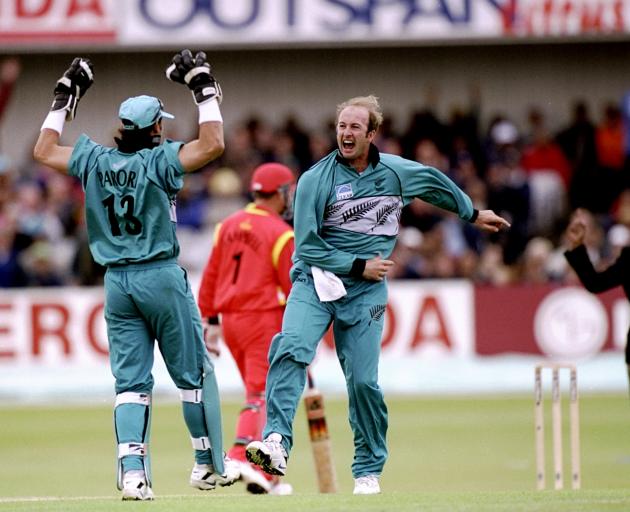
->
[1,393,630,511]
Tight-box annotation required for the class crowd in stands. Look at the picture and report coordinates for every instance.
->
[1,57,628,287]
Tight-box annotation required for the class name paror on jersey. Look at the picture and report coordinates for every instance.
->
[323,195,402,236]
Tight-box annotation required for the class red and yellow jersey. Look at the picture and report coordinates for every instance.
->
[198,203,294,317]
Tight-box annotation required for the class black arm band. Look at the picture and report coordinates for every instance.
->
[350,258,367,278]
[469,209,479,223]
[207,316,220,325]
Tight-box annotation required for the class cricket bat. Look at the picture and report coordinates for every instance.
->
[304,372,338,493]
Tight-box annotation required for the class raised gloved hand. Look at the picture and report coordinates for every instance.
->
[166,49,222,105]
[51,57,94,121]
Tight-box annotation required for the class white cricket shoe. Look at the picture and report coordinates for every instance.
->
[353,474,381,495]
[269,481,293,495]
[237,461,271,494]
[190,457,241,490]
[121,470,154,501]
[245,433,288,476]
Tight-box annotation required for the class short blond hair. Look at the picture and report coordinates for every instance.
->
[336,95,383,133]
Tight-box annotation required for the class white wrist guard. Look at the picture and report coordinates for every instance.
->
[198,98,222,124]
[41,110,67,135]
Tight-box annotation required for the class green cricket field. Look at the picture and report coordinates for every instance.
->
[1,393,630,511]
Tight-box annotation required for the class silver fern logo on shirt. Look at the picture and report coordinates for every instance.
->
[335,183,353,200]
[323,196,403,237]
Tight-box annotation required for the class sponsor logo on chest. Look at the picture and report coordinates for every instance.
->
[335,183,353,201]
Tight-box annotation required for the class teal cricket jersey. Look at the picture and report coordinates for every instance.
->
[68,134,185,266]
[292,145,474,278]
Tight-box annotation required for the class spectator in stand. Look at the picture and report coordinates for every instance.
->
[204,167,247,228]
[417,223,458,279]
[414,138,450,173]
[520,237,554,284]
[387,227,424,279]
[400,86,449,160]
[484,131,530,266]
[612,189,630,228]
[308,129,335,169]
[606,223,630,262]
[270,129,300,172]
[476,243,512,285]
[593,102,626,212]
[45,173,81,238]
[283,115,312,172]
[176,175,209,230]
[219,122,265,192]
[246,117,276,165]
[446,84,485,176]
[0,57,20,128]
[0,155,14,218]
[522,107,572,187]
[400,197,444,234]
[71,222,106,286]
[20,239,64,286]
[521,107,571,237]
[597,103,626,173]
[483,116,520,165]
[556,101,598,211]
[0,216,27,287]
[14,181,64,247]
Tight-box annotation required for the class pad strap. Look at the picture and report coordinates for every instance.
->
[191,436,211,450]
[240,403,262,413]
[118,442,148,458]
[115,392,151,407]
[180,388,203,403]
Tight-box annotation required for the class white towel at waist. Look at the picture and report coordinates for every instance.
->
[311,266,347,302]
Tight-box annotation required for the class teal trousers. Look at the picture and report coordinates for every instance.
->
[105,260,206,392]
[105,259,225,473]
[263,270,389,477]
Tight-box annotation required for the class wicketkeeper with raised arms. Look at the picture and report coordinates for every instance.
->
[33,50,240,500]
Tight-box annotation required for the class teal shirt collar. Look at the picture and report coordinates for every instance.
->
[334,143,381,169]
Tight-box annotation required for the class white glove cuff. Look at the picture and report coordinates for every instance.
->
[198,98,223,124]
[41,110,66,135]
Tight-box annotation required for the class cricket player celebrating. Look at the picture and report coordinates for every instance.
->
[33,51,239,500]
[198,163,295,495]
[247,95,510,494]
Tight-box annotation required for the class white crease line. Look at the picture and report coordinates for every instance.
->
[0,494,213,503]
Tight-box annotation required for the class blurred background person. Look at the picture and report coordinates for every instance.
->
[198,162,295,496]
[564,208,630,391]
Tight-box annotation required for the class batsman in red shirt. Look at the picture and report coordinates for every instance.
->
[198,163,295,495]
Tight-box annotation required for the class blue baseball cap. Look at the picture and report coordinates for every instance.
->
[119,95,174,130]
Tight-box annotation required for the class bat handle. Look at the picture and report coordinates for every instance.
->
[307,369,315,390]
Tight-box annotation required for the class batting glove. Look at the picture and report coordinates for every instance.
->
[51,57,94,121]
[166,49,222,105]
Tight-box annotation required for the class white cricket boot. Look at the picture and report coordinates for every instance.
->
[190,456,241,490]
[353,474,381,495]
[245,433,288,476]
[121,470,154,501]
[237,461,272,494]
